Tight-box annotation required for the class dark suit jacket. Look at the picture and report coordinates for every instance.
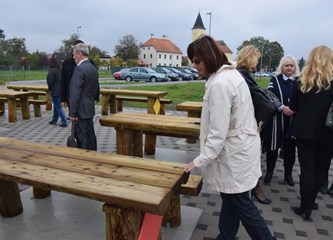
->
[61,57,100,104]
[289,80,333,141]
[69,59,99,119]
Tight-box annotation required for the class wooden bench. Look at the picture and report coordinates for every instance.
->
[0,137,191,240]
[28,99,47,117]
[116,96,172,114]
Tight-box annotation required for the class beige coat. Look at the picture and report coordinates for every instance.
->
[193,63,261,194]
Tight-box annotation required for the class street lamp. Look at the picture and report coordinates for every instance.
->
[77,26,82,38]
[206,12,212,36]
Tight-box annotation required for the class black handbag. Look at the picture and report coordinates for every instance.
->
[67,122,79,148]
[325,101,333,132]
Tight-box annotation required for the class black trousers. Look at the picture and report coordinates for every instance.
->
[266,137,296,176]
[296,138,333,211]
[74,118,97,151]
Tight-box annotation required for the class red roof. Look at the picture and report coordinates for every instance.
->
[141,38,183,54]
[216,40,233,54]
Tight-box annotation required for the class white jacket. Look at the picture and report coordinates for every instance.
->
[193,63,261,194]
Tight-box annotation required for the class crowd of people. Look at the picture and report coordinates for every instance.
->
[185,36,333,239]
[45,36,332,240]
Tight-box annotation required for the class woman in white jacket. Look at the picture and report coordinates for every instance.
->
[184,36,275,240]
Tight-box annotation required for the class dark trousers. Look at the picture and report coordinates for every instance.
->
[296,138,333,211]
[217,191,274,240]
[266,137,296,176]
[75,118,97,151]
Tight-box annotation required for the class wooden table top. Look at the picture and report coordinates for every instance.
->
[7,84,48,91]
[0,137,188,215]
[100,112,200,138]
[176,101,203,111]
[100,88,167,98]
[0,89,32,97]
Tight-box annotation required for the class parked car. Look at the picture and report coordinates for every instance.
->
[122,67,169,82]
[154,67,179,81]
[113,68,129,80]
[167,67,193,81]
[254,72,270,78]
[180,68,199,80]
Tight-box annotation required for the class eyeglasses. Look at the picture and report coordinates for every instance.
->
[192,58,202,65]
[285,64,294,68]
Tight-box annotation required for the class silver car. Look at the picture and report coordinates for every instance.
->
[123,67,169,82]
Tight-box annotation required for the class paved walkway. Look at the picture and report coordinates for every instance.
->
[0,98,332,239]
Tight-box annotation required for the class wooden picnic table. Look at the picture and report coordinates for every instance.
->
[0,136,189,240]
[7,84,52,110]
[0,90,31,123]
[176,101,202,143]
[100,88,168,115]
[99,112,200,157]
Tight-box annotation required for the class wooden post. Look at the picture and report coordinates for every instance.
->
[103,204,144,240]
[20,96,30,119]
[109,95,117,113]
[162,192,181,227]
[7,98,17,123]
[33,187,51,199]
[116,128,143,157]
[101,94,110,115]
[0,180,23,217]
[45,92,52,111]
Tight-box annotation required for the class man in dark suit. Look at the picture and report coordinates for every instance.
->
[69,43,99,150]
[61,39,99,109]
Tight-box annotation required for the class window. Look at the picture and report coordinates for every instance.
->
[159,54,161,59]
[150,54,153,59]
[143,54,146,59]
[164,54,166,59]
[176,56,179,60]
[169,55,172,60]
[148,47,150,50]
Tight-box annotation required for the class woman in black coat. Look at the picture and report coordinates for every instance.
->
[263,56,300,186]
[289,45,333,220]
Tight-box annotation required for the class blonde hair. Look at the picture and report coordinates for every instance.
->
[237,45,261,72]
[274,55,300,76]
[300,45,333,93]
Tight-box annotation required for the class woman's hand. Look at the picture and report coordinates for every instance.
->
[184,162,196,173]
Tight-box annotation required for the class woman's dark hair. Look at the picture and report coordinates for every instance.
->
[49,56,61,69]
[187,35,230,75]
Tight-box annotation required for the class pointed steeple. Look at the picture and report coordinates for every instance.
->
[192,13,206,30]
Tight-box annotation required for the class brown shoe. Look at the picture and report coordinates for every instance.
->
[251,184,271,204]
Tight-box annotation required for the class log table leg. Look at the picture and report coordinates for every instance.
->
[116,128,143,157]
[101,94,110,115]
[162,192,181,227]
[45,92,52,111]
[103,204,144,240]
[33,187,51,199]
[0,180,23,217]
[7,98,17,123]
[20,97,30,120]
[109,95,117,114]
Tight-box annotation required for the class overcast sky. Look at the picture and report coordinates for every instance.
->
[1,0,332,60]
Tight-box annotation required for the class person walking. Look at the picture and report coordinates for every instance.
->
[47,55,68,127]
[263,56,300,186]
[289,45,333,220]
[69,43,99,151]
[184,36,275,240]
[236,45,272,204]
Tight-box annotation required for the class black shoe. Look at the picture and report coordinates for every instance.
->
[328,183,333,195]
[264,172,273,184]
[251,186,271,204]
[49,121,57,125]
[279,149,284,159]
[312,202,318,210]
[320,179,328,194]
[59,124,68,127]
[293,207,311,220]
[284,175,295,186]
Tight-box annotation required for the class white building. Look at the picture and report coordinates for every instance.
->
[139,35,182,68]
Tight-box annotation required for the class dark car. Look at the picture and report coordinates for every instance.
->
[113,68,129,80]
[167,67,193,81]
[177,67,199,80]
[122,67,169,82]
[154,67,179,81]
[183,67,200,80]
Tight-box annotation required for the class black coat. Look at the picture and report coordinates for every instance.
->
[47,68,62,97]
[289,80,333,141]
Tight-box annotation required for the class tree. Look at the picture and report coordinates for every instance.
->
[298,57,305,71]
[237,36,284,71]
[110,56,123,67]
[57,34,79,58]
[114,35,140,61]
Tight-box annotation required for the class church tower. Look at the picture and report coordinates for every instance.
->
[191,13,206,42]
